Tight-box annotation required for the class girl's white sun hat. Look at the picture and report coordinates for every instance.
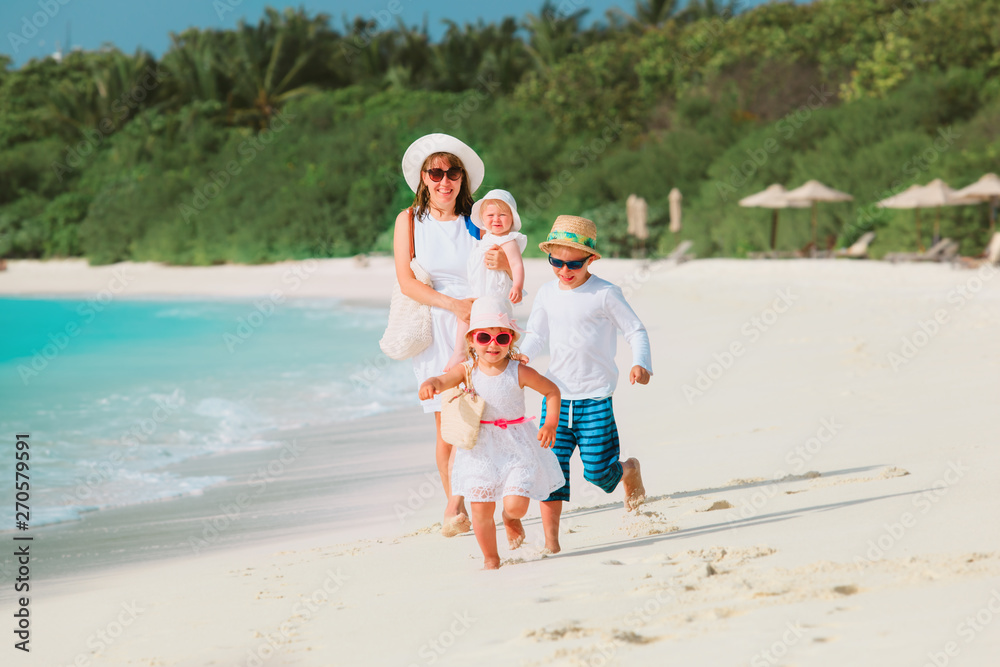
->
[401,133,485,194]
[466,295,523,335]
[471,189,522,232]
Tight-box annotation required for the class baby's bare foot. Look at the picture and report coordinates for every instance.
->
[502,511,525,550]
[622,458,646,512]
[483,557,501,570]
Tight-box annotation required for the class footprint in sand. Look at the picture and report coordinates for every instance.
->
[618,510,679,538]
[833,584,859,596]
[524,623,594,641]
[699,500,734,512]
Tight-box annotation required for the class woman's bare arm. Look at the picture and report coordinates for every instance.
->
[394,209,474,321]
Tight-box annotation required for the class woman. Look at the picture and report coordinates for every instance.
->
[393,133,510,537]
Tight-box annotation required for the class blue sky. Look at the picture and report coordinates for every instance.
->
[0,0,653,66]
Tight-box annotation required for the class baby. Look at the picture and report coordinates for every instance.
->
[445,189,526,371]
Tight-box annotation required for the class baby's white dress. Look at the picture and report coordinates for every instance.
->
[450,360,564,502]
[466,232,527,299]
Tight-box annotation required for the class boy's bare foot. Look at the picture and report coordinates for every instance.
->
[540,500,562,554]
[502,511,525,550]
[441,512,472,537]
[483,557,501,570]
[444,350,467,373]
[622,458,646,512]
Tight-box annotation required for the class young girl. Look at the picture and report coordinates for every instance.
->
[419,295,564,570]
[445,189,527,371]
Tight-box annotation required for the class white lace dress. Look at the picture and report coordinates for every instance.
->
[450,360,565,502]
[466,231,527,299]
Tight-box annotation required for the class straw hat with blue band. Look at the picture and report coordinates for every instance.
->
[538,215,601,260]
[401,133,485,194]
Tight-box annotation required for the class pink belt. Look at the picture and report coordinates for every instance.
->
[480,417,527,429]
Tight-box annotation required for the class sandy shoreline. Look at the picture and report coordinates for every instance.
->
[4,257,1000,665]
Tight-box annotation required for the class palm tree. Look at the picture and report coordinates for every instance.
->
[625,0,680,30]
[161,28,232,112]
[223,7,337,128]
[476,17,532,93]
[522,1,591,71]
[47,48,161,135]
[384,20,434,90]
[679,0,740,23]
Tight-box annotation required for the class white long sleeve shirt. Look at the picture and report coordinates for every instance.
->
[519,275,652,400]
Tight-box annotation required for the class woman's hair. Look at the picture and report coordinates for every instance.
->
[479,199,512,219]
[464,328,520,363]
[411,152,475,220]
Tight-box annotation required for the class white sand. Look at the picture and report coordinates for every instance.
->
[4,257,1000,666]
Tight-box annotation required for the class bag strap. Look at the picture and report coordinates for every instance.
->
[463,361,477,396]
[464,214,481,240]
[409,208,416,260]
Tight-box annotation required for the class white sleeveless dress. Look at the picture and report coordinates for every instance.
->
[412,210,477,412]
[450,361,565,502]
[466,231,528,299]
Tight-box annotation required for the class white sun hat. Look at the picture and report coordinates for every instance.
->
[466,295,523,335]
[471,189,522,232]
[401,133,485,194]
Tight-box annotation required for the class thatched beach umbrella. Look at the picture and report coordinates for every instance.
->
[955,173,1000,234]
[669,188,683,233]
[876,184,928,251]
[626,193,649,257]
[910,179,978,243]
[626,194,649,240]
[738,184,810,250]
[785,180,854,249]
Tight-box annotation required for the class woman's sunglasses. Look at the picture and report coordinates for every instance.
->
[424,167,463,182]
[548,254,588,270]
[473,331,512,346]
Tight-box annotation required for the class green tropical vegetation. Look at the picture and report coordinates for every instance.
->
[1,0,998,264]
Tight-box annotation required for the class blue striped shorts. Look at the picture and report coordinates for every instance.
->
[540,396,622,502]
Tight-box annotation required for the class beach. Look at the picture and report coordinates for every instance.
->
[2,256,1000,666]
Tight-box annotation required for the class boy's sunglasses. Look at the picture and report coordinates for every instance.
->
[424,167,463,182]
[548,254,588,270]
[473,331,512,346]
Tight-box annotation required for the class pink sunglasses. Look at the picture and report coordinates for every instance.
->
[472,330,512,346]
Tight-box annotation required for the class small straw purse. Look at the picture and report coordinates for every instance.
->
[440,363,485,450]
[379,209,433,360]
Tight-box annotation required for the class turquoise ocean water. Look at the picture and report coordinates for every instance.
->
[0,297,415,530]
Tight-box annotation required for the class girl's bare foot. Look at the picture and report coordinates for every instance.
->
[483,557,501,570]
[502,510,525,550]
[441,512,472,537]
[622,458,646,512]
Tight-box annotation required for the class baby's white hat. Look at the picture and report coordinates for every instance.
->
[471,189,522,232]
[467,295,523,334]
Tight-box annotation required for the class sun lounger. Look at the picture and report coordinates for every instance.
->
[959,232,1000,269]
[885,238,958,263]
[666,240,695,263]
[985,232,1000,265]
[835,232,876,259]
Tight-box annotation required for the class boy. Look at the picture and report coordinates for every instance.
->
[519,215,652,554]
